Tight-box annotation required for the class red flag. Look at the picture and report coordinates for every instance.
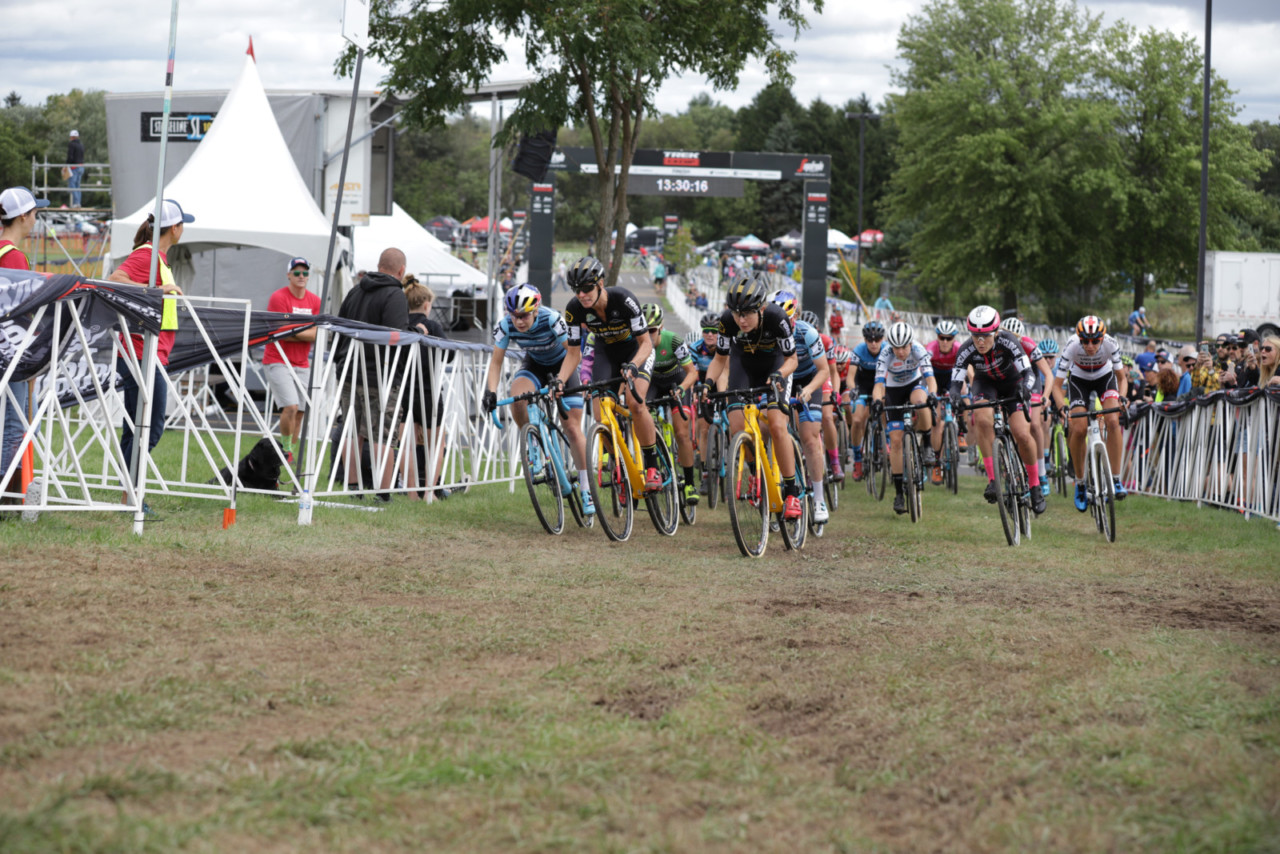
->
[246,36,256,62]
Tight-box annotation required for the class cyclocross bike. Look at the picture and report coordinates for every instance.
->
[698,394,733,511]
[878,398,932,523]
[960,396,1033,546]
[1047,403,1071,497]
[490,386,593,535]
[938,395,961,495]
[1069,392,1125,543]
[579,377,680,542]
[651,389,697,527]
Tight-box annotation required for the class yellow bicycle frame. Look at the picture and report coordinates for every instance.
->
[595,392,646,497]
[735,401,785,515]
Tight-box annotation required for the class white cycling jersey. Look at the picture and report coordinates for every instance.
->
[1054,334,1123,381]
[875,341,934,388]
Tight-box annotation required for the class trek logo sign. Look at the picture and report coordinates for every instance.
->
[795,157,826,176]
[662,150,700,167]
[140,112,217,142]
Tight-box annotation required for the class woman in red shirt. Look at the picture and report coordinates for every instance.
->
[106,199,192,472]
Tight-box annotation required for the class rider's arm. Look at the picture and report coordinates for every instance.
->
[557,344,581,386]
[777,352,798,380]
[630,332,653,370]
[483,345,507,393]
[705,353,728,388]
[678,359,697,391]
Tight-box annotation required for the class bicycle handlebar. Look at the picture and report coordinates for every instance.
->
[1069,406,1127,419]
[957,396,1024,412]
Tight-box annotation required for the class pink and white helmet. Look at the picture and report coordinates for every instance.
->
[966,305,1001,335]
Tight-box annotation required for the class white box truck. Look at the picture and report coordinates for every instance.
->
[1203,251,1280,339]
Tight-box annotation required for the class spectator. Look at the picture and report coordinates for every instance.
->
[1175,345,1197,397]
[1258,336,1280,388]
[263,256,321,468]
[404,277,450,501]
[1134,341,1157,375]
[66,130,85,208]
[829,309,845,344]
[335,247,412,500]
[1150,364,1179,403]
[1,186,50,505]
[1189,344,1221,397]
[106,199,192,488]
[653,255,666,288]
[1220,335,1259,389]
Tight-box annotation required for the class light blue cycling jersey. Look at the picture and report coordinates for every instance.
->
[492,306,569,366]
[875,341,935,388]
[792,320,827,380]
[852,342,879,375]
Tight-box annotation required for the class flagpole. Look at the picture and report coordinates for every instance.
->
[131,0,181,534]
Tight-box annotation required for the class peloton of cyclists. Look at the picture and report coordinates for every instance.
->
[1047,315,1129,510]
[870,321,936,515]
[949,305,1047,517]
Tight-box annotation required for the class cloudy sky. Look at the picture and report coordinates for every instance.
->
[5,0,1278,123]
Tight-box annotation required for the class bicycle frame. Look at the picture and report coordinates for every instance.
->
[491,389,573,495]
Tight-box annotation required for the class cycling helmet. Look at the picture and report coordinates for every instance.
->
[800,310,820,328]
[1000,316,1026,338]
[1038,338,1059,355]
[833,345,852,365]
[770,289,798,320]
[935,319,959,338]
[1120,354,1135,367]
[642,303,664,330]
[1076,315,1106,341]
[503,283,542,315]
[966,305,1001,334]
[700,311,720,332]
[862,320,885,341]
[566,256,606,290]
[724,271,770,313]
[886,321,914,348]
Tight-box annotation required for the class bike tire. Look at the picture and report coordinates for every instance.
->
[1095,444,1116,543]
[554,425,591,529]
[993,441,1020,546]
[588,423,633,542]
[824,472,838,515]
[943,422,960,495]
[781,435,808,550]
[727,430,768,558]
[1007,436,1031,541]
[1088,447,1105,535]
[520,423,564,535]
[1052,424,1069,497]
[909,430,924,523]
[869,429,888,501]
[646,436,680,537]
[704,426,721,511]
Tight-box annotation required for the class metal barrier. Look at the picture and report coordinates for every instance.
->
[1121,389,1279,526]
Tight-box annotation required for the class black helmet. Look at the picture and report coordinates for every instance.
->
[700,312,720,331]
[724,271,770,314]
[567,256,605,291]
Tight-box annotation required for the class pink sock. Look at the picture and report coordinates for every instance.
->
[983,457,995,481]
[1027,466,1040,488]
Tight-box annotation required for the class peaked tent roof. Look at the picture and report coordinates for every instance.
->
[111,55,347,269]
[354,204,487,288]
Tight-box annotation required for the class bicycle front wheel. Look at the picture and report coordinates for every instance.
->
[868,430,888,501]
[781,435,808,550]
[554,425,592,530]
[993,441,1020,546]
[903,430,922,523]
[589,423,633,542]
[1051,424,1069,497]
[520,423,564,535]
[727,431,768,558]
[943,422,960,495]
[1007,437,1031,541]
[646,438,680,537]
[1094,444,1116,542]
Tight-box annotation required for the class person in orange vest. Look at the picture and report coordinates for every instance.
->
[107,199,192,478]
[1,186,50,504]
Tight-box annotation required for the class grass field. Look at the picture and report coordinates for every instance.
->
[2,475,1278,852]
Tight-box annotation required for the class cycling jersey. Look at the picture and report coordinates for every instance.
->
[650,329,694,379]
[492,306,569,365]
[715,304,796,358]
[950,330,1033,394]
[926,339,960,373]
[851,342,881,396]
[792,320,827,380]
[1054,334,1123,382]
[690,340,715,375]
[563,287,646,348]
[875,341,934,388]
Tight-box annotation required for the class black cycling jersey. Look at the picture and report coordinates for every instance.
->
[715,304,796,358]
[949,329,1033,395]
[562,287,646,348]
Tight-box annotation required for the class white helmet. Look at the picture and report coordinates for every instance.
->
[967,305,1001,334]
[886,321,914,348]
[935,319,959,337]
[1000,316,1025,338]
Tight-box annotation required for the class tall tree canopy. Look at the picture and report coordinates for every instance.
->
[344,0,821,286]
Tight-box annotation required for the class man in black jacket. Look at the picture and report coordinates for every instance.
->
[336,247,412,498]
[66,130,85,208]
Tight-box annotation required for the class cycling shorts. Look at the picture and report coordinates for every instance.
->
[727,348,789,412]
[969,375,1028,419]
[646,370,690,407]
[884,381,929,418]
[1066,373,1119,410]
[516,355,584,409]
[591,339,655,386]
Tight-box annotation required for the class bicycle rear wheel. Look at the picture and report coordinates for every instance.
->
[727,431,768,558]
[646,438,680,537]
[781,435,808,550]
[554,425,592,529]
[520,423,564,535]
[868,428,888,501]
[704,426,722,511]
[824,471,838,514]
[943,422,960,494]
[993,441,1020,546]
[1051,424,1069,497]
[588,423,633,542]
[903,430,923,523]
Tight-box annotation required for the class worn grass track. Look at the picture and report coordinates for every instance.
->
[1,477,1278,852]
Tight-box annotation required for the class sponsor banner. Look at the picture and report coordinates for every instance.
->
[547,148,832,182]
[140,111,217,142]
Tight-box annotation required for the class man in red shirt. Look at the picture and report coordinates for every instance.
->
[263,257,321,463]
[828,308,845,344]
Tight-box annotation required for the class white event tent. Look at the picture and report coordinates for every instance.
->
[353,204,487,290]
[110,55,348,293]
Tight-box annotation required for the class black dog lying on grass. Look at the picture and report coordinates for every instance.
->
[207,438,283,491]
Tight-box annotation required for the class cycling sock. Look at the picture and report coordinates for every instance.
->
[1037,458,1046,480]
[1027,467,1040,488]
[642,444,658,469]
[826,449,838,466]
[782,475,798,498]
[893,474,904,494]
[683,465,695,485]
[853,446,863,462]
[579,469,589,492]
[983,457,995,481]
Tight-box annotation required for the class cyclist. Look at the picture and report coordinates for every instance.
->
[926,319,961,484]
[1000,317,1055,497]
[482,283,592,514]
[692,311,723,493]
[698,271,804,520]
[949,305,1047,516]
[1128,305,1149,337]
[776,293,831,523]
[555,256,663,492]
[641,303,700,507]
[1047,315,1128,510]
[1037,338,1061,479]
[802,309,845,483]
[831,344,855,447]
[848,320,885,480]
[870,321,935,514]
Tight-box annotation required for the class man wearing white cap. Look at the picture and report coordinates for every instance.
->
[263,256,321,464]
[107,199,192,484]
[66,130,85,208]
[1,186,51,503]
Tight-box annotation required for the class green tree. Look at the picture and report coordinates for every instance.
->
[885,0,1123,318]
[345,0,821,287]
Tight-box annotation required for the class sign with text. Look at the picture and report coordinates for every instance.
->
[527,181,556,298]
[140,112,216,142]
[547,147,832,182]
[801,181,831,320]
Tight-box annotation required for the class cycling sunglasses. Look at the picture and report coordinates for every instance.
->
[572,282,601,294]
